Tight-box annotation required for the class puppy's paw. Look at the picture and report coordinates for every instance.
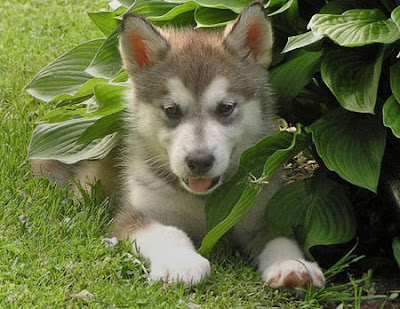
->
[261,259,325,288]
[150,250,210,285]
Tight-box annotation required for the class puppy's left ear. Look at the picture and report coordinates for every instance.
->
[223,2,273,68]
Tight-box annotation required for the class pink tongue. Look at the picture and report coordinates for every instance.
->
[188,178,213,192]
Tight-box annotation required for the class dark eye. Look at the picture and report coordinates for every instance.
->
[216,102,236,117]
[164,104,181,119]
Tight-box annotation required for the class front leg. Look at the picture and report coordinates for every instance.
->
[114,214,210,285]
[257,237,325,288]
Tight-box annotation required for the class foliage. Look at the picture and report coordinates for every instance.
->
[26,0,400,263]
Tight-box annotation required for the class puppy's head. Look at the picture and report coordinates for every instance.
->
[120,2,275,195]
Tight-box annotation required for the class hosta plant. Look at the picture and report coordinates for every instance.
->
[27,0,400,263]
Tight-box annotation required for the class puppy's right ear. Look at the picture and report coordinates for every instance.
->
[120,14,169,73]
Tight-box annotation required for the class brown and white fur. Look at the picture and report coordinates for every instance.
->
[32,3,325,288]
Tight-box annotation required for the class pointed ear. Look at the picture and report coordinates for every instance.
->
[119,13,170,73]
[223,2,273,68]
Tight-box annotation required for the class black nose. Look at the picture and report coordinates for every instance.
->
[186,152,215,175]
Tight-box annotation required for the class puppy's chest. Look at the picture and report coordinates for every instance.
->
[127,180,207,242]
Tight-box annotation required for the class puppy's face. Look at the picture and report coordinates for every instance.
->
[120,3,274,194]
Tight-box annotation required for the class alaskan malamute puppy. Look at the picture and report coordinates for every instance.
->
[33,2,325,288]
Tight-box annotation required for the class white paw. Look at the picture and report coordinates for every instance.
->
[150,250,211,285]
[261,259,325,288]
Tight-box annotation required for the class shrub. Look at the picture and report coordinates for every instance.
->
[26,0,400,262]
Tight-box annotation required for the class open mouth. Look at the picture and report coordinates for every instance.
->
[182,176,221,194]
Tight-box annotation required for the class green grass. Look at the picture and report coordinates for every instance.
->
[0,0,392,307]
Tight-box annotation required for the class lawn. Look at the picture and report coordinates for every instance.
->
[0,0,393,308]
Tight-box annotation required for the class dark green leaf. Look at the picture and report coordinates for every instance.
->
[166,0,251,13]
[268,0,296,17]
[146,2,198,21]
[195,7,237,27]
[390,62,400,102]
[307,110,386,192]
[26,39,104,102]
[270,51,322,104]
[383,96,400,138]
[198,127,311,255]
[321,47,384,114]
[308,9,400,47]
[393,237,400,269]
[319,0,357,14]
[130,1,179,18]
[265,174,356,258]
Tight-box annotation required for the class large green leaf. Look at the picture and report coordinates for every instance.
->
[268,0,296,17]
[26,39,104,102]
[383,96,400,138]
[307,110,386,192]
[391,6,400,30]
[40,98,95,123]
[52,78,108,104]
[90,83,128,117]
[129,1,181,18]
[265,174,356,258]
[86,28,122,79]
[194,7,237,27]
[393,237,400,269]
[321,47,384,114]
[78,111,125,144]
[282,31,322,53]
[165,0,250,13]
[88,12,121,36]
[198,127,311,255]
[145,2,198,21]
[28,118,121,164]
[390,62,400,102]
[270,51,322,104]
[308,9,400,47]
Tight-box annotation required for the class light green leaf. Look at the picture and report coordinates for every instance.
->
[198,127,311,255]
[26,39,104,102]
[109,0,134,9]
[146,2,198,21]
[78,111,125,144]
[88,12,121,36]
[270,51,322,104]
[282,31,322,53]
[265,174,356,258]
[392,6,400,30]
[130,1,179,18]
[40,99,94,123]
[86,28,122,79]
[383,96,400,138]
[307,110,386,192]
[52,78,107,105]
[321,47,384,114]
[308,9,400,47]
[195,7,237,28]
[393,237,400,269]
[90,83,128,117]
[390,62,400,102]
[28,117,121,164]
